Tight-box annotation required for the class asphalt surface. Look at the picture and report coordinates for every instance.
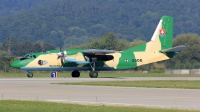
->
[0,77,200,109]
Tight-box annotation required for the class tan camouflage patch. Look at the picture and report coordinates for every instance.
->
[26,53,61,67]
[146,23,162,52]
[104,53,121,69]
[134,52,169,66]
[75,52,85,61]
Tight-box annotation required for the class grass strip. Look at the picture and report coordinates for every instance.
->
[57,80,200,89]
[1,72,200,78]
[0,100,198,112]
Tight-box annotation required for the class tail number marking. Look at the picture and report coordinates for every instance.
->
[132,59,142,62]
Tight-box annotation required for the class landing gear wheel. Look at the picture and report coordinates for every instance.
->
[89,71,98,78]
[27,73,33,78]
[71,70,80,78]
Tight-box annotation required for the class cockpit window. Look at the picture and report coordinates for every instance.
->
[20,54,34,60]
[23,54,31,58]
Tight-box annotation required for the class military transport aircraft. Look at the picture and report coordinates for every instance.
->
[11,16,186,78]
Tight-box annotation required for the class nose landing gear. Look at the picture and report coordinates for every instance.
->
[27,72,33,78]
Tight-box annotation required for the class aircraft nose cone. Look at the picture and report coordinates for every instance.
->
[11,60,21,69]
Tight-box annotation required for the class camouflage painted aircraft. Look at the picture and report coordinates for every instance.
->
[11,16,185,78]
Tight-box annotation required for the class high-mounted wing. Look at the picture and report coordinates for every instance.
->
[83,49,119,54]
[81,49,120,63]
[64,49,119,64]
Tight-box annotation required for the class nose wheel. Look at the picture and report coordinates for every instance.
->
[27,72,33,78]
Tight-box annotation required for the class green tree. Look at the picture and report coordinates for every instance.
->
[68,32,129,51]
[175,60,181,69]
[99,32,119,50]
[165,33,200,69]
[32,42,42,52]
[129,39,146,48]
[185,59,192,69]
[42,43,56,51]
[0,50,9,57]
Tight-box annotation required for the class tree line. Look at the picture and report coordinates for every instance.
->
[0,36,56,56]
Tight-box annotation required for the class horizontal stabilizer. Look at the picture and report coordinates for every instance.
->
[161,45,186,53]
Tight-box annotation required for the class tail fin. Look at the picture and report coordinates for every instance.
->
[150,16,173,50]
[124,16,173,52]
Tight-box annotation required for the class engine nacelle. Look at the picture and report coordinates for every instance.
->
[65,58,91,64]
[65,55,114,64]
[87,55,114,62]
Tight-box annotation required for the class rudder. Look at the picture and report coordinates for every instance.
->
[159,16,173,50]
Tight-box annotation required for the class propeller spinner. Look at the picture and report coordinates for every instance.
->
[57,51,67,58]
[57,51,67,67]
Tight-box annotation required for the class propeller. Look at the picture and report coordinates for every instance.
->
[57,48,67,67]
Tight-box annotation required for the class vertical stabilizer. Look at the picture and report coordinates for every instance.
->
[150,16,173,50]
[124,16,173,52]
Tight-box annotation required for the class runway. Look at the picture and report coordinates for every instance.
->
[0,77,200,109]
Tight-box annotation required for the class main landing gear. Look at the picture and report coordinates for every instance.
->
[88,61,98,78]
[71,70,98,78]
[71,61,98,78]
[89,71,98,78]
[71,70,80,77]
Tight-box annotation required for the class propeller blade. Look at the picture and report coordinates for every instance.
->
[61,57,64,67]
[57,50,67,67]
